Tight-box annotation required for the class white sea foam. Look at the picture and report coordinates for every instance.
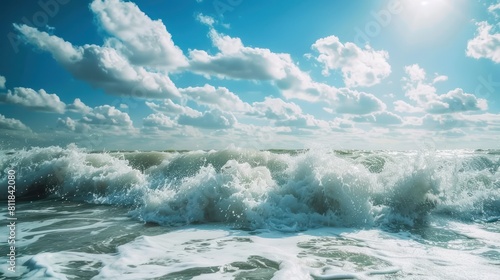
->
[12,224,500,279]
[1,146,499,230]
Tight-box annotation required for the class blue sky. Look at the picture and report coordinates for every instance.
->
[0,0,499,150]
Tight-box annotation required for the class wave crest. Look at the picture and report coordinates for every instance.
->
[1,146,499,230]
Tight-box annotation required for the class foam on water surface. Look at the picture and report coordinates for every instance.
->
[1,146,499,279]
[6,224,499,279]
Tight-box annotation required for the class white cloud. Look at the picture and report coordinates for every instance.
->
[143,113,177,130]
[57,117,77,131]
[393,100,423,113]
[66,98,92,114]
[352,111,403,126]
[0,84,93,115]
[330,117,354,130]
[323,107,334,114]
[312,35,391,87]
[420,114,472,131]
[188,24,388,111]
[331,88,386,114]
[15,24,180,99]
[82,105,134,128]
[196,13,215,26]
[401,113,500,133]
[0,114,31,131]
[0,87,66,113]
[145,99,200,117]
[249,97,331,129]
[187,23,326,102]
[189,28,290,81]
[90,0,188,69]
[58,105,135,135]
[178,109,237,129]
[180,84,251,112]
[405,83,437,106]
[57,117,90,133]
[0,76,5,89]
[275,61,324,102]
[404,64,426,82]
[466,21,500,63]
[401,64,487,114]
[432,75,448,84]
[426,88,488,114]
[406,113,500,132]
[251,97,302,120]
[488,2,500,15]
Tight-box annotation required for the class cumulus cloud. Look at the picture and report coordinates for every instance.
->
[0,76,5,89]
[403,113,500,131]
[330,88,386,115]
[404,64,426,82]
[0,114,31,131]
[189,27,290,81]
[59,105,135,134]
[393,100,423,113]
[57,117,90,133]
[143,113,177,130]
[196,13,215,26]
[188,17,389,112]
[0,86,94,115]
[90,0,188,69]
[330,117,354,130]
[66,98,92,114]
[0,87,66,113]
[312,35,391,87]
[251,97,302,120]
[352,111,403,126]
[178,109,237,129]
[188,18,326,102]
[399,64,487,114]
[466,21,500,63]
[82,105,134,128]
[14,24,180,99]
[145,99,200,117]
[180,84,251,112]
[249,97,330,129]
[426,88,488,114]
[420,114,475,131]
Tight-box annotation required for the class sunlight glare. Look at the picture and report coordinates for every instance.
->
[402,0,453,29]
[394,0,466,46]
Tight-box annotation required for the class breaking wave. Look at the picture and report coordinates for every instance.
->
[1,145,499,231]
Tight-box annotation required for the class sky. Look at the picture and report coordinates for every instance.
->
[0,0,499,151]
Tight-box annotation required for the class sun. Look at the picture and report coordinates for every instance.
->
[392,0,467,46]
[400,0,454,30]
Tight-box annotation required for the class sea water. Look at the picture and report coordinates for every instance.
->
[0,146,499,279]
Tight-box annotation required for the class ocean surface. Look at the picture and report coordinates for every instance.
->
[1,146,499,279]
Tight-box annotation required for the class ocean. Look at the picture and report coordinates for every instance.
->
[1,146,499,279]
